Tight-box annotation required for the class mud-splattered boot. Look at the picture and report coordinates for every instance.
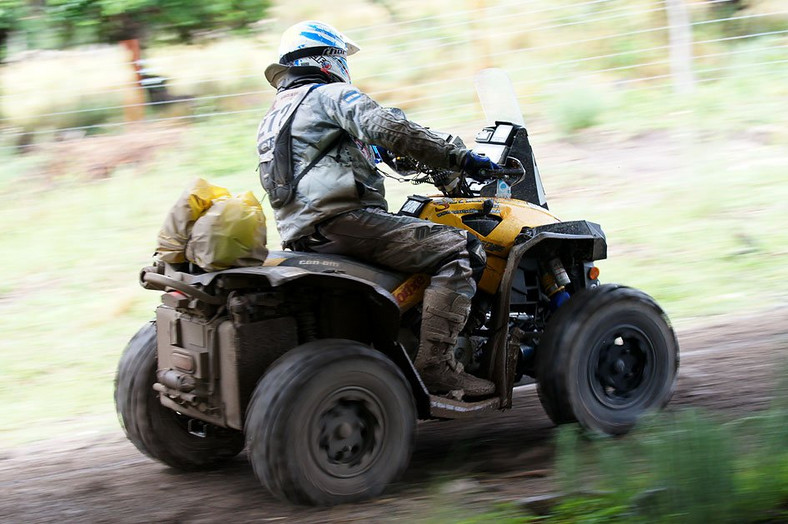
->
[414,288,496,398]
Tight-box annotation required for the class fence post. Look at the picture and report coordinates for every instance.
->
[119,39,146,122]
[665,0,696,94]
[472,0,492,69]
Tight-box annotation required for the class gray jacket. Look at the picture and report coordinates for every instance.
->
[257,72,468,244]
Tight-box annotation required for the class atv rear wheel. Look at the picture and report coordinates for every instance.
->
[245,339,416,506]
[114,321,244,470]
[536,285,679,435]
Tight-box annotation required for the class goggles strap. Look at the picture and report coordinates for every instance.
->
[280,46,347,65]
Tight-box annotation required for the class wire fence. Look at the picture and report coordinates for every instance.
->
[1,0,786,145]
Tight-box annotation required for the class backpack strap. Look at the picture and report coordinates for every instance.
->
[290,130,345,193]
[277,83,321,138]
[264,83,345,208]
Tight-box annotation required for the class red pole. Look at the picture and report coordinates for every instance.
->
[119,39,146,122]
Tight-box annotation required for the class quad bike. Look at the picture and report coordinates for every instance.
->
[115,70,678,506]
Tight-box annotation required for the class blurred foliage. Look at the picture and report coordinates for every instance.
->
[0,0,270,57]
[545,404,788,523]
[4,0,788,134]
[0,0,23,60]
[555,423,583,493]
[547,86,608,133]
[450,400,788,522]
[429,395,788,522]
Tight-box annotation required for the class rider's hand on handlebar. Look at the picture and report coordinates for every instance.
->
[462,151,500,179]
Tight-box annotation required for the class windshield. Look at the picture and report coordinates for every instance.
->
[474,68,525,126]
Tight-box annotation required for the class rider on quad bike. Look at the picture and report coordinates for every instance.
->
[118,50,678,506]
[258,20,499,398]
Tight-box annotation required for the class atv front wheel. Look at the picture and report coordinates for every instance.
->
[537,285,679,435]
[114,321,244,470]
[245,339,416,506]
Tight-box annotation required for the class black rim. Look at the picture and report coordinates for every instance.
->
[310,386,385,479]
[588,325,655,409]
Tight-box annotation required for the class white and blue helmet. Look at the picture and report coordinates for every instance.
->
[265,21,360,87]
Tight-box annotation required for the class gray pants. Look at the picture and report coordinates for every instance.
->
[298,208,485,299]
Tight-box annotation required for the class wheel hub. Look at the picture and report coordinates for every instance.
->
[590,326,654,408]
[313,387,384,478]
[335,421,353,440]
[321,404,369,464]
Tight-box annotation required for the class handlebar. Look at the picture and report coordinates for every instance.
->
[476,167,525,179]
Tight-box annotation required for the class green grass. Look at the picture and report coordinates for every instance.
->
[1,1,787,447]
[550,402,788,522]
[0,117,273,446]
[549,151,788,321]
[547,85,609,133]
[2,62,787,446]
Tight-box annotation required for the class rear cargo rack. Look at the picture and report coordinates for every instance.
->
[141,272,224,305]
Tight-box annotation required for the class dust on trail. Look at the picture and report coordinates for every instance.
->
[1,309,786,523]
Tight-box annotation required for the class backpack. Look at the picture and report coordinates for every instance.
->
[258,84,343,209]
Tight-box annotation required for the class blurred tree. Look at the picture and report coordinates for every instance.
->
[49,0,271,43]
[366,0,398,20]
[0,0,24,60]
[1,0,271,59]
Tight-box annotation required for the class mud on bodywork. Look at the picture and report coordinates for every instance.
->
[144,262,406,430]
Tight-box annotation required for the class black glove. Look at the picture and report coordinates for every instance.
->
[462,151,500,178]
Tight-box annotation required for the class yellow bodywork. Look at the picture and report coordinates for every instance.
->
[420,197,560,294]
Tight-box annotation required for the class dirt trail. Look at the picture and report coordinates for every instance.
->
[2,309,787,523]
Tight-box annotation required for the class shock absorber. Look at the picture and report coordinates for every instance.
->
[541,257,571,310]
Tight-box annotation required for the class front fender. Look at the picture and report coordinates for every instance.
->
[487,220,607,408]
